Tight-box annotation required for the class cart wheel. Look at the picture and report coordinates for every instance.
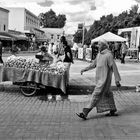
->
[20,82,38,97]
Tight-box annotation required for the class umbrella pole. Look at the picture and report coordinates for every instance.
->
[12,39,14,51]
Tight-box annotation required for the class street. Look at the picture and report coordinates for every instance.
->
[0,57,140,139]
[70,58,140,87]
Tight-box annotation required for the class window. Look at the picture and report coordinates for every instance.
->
[57,35,60,39]
[3,25,6,31]
[51,34,54,39]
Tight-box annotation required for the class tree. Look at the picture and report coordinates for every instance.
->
[73,28,87,44]
[38,9,66,28]
[56,14,66,28]
[73,30,83,43]
[130,4,139,15]
[84,4,140,45]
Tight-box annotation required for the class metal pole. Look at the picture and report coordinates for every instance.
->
[82,22,85,46]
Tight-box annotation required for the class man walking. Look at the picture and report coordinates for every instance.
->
[76,39,121,120]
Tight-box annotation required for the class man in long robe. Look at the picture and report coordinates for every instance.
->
[76,39,121,120]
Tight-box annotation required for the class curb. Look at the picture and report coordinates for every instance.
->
[0,82,136,95]
[0,82,20,93]
[67,85,136,95]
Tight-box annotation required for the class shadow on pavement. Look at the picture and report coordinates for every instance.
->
[0,83,136,96]
[67,85,135,95]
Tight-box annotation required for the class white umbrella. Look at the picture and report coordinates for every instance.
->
[91,32,127,43]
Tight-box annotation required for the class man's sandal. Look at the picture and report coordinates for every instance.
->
[76,113,87,120]
[105,112,118,117]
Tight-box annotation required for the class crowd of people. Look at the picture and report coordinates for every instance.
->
[92,41,129,64]
[109,41,128,64]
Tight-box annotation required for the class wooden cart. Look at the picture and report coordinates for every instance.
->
[0,65,68,97]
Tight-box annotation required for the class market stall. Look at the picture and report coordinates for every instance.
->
[0,57,68,96]
[91,32,127,43]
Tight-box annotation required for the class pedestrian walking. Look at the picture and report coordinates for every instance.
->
[76,39,121,120]
[0,41,4,64]
[121,41,128,64]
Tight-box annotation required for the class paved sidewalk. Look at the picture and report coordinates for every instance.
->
[0,89,140,139]
[1,59,140,139]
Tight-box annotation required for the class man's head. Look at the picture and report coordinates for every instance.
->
[60,36,67,46]
[123,41,126,44]
[97,39,109,52]
[11,45,18,54]
[41,46,46,52]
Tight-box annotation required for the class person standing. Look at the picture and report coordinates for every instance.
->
[91,43,98,60]
[0,41,4,64]
[60,36,73,100]
[121,41,128,64]
[73,43,78,59]
[138,44,140,60]
[114,42,119,59]
[76,39,121,120]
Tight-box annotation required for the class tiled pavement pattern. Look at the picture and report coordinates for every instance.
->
[0,90,140,139]
[1,58,140,139]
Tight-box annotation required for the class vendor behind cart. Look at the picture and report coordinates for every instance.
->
[36,46,53,65]
[6,45,19,61]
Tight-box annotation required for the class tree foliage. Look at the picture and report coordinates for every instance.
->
[73,28,87,44]
[38,9,66,28]
[73,4,140,45]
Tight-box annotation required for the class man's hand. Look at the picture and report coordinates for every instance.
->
[81,69,85,75]
[115,81,121,88]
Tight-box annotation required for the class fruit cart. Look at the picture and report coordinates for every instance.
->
[0,57,68,97]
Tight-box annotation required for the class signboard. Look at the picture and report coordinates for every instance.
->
[78,23,84,30]
[78,48,83,59]
[131,28,137,49]
[85,48,92,61]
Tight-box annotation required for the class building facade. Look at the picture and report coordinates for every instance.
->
[0,7,9,32]
[7,7,44,40]
[118,26,140,59]
[41,28,65,44]
[118,26,140,49]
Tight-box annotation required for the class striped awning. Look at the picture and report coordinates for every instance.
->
[0,35,12,40]
[0,32,28,40]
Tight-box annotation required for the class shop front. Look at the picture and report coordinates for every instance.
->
[118,26,140,60]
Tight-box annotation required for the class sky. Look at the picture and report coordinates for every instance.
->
[0,0,140,34]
